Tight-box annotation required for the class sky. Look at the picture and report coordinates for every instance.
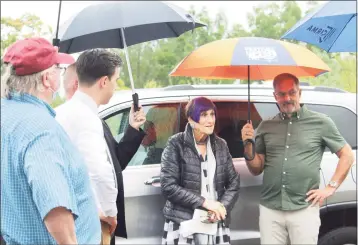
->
[1,1,314,31]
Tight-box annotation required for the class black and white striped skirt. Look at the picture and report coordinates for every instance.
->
[162,219,231,245]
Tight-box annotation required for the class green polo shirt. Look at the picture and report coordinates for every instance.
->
[255,105,346,211]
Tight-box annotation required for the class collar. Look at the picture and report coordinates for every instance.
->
[184,123,216,154]
[8,92,56,117]
[279,104,307,120]
[72,90,98,115]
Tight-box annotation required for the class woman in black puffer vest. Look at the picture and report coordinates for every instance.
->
[160,97,240,245]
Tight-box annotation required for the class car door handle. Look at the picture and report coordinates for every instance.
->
[144,176,161,187]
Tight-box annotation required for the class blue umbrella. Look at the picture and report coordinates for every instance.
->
[281,1,357,52]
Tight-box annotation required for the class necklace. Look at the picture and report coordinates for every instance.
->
[196,136,208,145]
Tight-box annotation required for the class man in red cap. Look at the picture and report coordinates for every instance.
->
[1,37,101,244]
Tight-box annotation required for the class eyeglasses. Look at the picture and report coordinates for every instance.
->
[274,90,298,98]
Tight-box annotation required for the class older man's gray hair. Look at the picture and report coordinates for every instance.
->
[1,63,46,98]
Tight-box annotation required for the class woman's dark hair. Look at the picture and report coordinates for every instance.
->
[76,49,122,87]
[185,97,217,123]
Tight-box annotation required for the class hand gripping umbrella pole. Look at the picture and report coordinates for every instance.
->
[243,66,256,161]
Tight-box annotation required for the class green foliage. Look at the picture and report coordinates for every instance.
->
[1,13,53,75]
[116,78,130,90]
[1,13,52,56]
[247,1,302,39]
[144,80,160,88]
[1,2,356,93]
[50,96,66,108]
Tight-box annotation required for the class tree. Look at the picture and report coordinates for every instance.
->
[247,1,302,39]
[227,23,251,38]
[151,6,237,86]
[116,78,130,90]
[144,80,160,88]
[1,13,57,103]
[113,6,239,89]
[2,4,355,94]
[1,13,52,56]
[1,13,52,76]
[245,1,356,92]
[51,96,66,108]
[336,55,357,93]
[114,42,157,89]
[305,1,320,15]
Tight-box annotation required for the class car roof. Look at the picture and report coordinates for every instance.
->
[99,84,356,113]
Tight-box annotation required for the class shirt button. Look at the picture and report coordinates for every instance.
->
[289,122,292,124]
[297,116,300,119]
[282,185,286,188]
[286,145,289,148]
[283,172,286,174]
[285,158,287,161]
[288,133,291,136]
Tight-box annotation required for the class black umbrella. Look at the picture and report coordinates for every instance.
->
[53,1,205,110]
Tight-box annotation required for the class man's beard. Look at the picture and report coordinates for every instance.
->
[281,101,297,114]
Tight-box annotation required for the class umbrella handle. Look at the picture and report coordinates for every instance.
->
[243,139,255,161]
[132,93,139,112]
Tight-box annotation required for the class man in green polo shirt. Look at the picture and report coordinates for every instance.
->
[241,73,354,245]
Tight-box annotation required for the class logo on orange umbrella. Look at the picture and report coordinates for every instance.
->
[244,47,278,62]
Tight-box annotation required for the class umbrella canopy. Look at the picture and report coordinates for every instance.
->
[170,37,330,79]
[56,1,205,53]
[170,37,330,161]
[54,1,205,111]
[281,1,357,53]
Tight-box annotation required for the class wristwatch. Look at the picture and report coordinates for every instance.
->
[328,180,338,188]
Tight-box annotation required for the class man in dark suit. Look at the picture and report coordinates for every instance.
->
[60,62,146,244]
[102,106,146,244]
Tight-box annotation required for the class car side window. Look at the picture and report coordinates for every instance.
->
[105,109,129,141]
[105,103,180,166]
[211,102,279,158]
[306,104,357,150]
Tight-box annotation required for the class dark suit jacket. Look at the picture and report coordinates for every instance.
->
[102,121,145,241]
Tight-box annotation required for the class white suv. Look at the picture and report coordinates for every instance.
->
[99,84,357,245]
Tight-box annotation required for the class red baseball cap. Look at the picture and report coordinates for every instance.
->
[3,37,75,76]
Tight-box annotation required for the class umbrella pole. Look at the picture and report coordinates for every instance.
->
[247,65,251,121]
[120,28,139,111]
[53,0,62,47]
[243,65,255,161]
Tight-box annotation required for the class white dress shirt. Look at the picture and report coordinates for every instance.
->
[55,91,118,217]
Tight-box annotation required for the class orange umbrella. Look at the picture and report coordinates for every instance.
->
[170,37,330,160]
[170,37,330,79]
[170,36,330,118]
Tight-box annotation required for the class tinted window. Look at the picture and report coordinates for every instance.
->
[212,102,279,158]
[105,103,180,166]
[306,104,357,150]
[200,102,356,157]
[105,101,356,164]
[178,102,279,158]
[106,109,128,139]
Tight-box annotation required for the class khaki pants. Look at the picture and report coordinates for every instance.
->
[101,221,111,245]
[259,204,321,245]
